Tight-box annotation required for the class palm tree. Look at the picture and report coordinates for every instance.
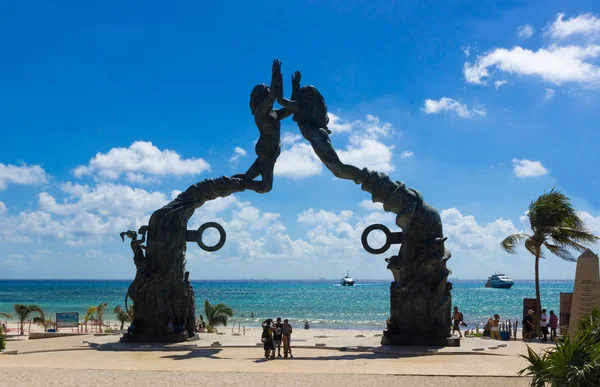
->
[13,304,44,335]
[203,300,234,333]
[501,189,599,319]
[95,302,108,331]
[85,302,108,332]
[113,305,133,330]
[33,312,55,332]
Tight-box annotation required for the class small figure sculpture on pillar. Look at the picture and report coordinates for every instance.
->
[120,226,148,270]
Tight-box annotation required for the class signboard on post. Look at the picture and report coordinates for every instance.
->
[56,312,79,329]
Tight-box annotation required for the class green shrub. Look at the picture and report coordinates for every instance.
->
[519,308,600,386]
[0,324,6,351]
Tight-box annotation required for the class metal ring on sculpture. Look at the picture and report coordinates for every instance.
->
[196,222,226,252]
[361,224,392,254]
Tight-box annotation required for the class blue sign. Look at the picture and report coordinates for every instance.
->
[56,312,79,328]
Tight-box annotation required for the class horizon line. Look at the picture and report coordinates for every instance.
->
[0,278,575,281]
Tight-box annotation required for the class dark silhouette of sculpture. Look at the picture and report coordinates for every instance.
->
[120,227,149,312]
[120,227,148,270]
[122,176,245,342]
[277,71,361,182]
[357,169,454,345]
[233,59,293,193]
[121,59,453,345]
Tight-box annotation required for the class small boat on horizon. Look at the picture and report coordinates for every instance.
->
[340,272,355,286]
[485,272,514,289]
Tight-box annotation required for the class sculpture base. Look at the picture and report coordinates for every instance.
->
[381,333,460,347]
[119,332,189,344]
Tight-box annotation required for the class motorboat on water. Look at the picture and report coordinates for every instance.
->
[340,272,355,286]
[485,272,514,289]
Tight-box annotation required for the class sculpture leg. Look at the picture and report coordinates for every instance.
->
[239,156,276,194]
[232,158,260,180]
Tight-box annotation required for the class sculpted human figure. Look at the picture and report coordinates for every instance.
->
[120,226,149,310]
[277,71,361,182]
[234,59,293,193]
[120,226,148,269]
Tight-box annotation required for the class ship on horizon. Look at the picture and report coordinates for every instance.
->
[485,272,514,289]
[340,272,355,286]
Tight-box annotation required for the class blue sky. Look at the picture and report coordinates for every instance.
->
[1,1,600,280]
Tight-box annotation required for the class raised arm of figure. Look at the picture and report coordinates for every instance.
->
[277,70,301,113]
[254,59,283,115]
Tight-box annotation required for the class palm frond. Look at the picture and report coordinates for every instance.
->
[547,227,600,248]
[0,312,11,319]
[85,306,97,322]
[500,233,530,254]
[548,234,588,253]
[528,189,591,238]
[28,305,44,320]
[204,299,234,329]
[525,237,542,258]
[543,243,576,262]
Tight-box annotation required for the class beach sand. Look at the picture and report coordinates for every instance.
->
[0,328,551,386]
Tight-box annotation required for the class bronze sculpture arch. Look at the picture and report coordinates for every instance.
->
[120,60,455,346]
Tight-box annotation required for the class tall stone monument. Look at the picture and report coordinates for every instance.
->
[569,249,600,338]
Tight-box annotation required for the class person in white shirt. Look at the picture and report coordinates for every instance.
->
[540,309,549,342]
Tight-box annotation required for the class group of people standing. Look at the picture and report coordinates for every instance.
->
[452,306,560,342]
[523,308,559,342]
[261,318,293,360]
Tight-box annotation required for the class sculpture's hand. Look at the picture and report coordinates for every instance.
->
[292,70,301,87]
[272,59,282,75]
[138,225,149,235]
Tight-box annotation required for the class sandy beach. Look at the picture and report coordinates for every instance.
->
[0,327,553,387]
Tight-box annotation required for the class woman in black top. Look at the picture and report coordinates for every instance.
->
[261,319,275,359]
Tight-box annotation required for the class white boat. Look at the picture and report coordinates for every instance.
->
[340,272,355,286]
[485,272,514,289]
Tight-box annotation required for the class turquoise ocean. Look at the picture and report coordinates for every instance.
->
[0,279,573,330]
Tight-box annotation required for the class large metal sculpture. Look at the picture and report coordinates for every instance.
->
[120,59,454,346]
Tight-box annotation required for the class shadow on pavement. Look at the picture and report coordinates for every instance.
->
[161,348,224,360]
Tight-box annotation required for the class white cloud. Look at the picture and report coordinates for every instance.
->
[124,172,159,185]
[275,142,323,179]
[512,159,550,178]
[359,200,383,211]
[462,46,471,57]
[0,201,6,214]
[73,141,210,181]
[281,132,301,145]
[298,208,354,227]
[545,88,556,100]
[578,211,600,235]
[516,24,534,39]
[1,182,170,245]
[423,97,486,118]
[229,147,247,163]
[441,208,520,252]
[295,208,395,263]
[494,80,508,89]
[0,163,47,190]
[546,13,600,40]
[464,45,600,86]
[362,115,393,137]
[338,137,395,173]
[400,151,414,159]
[327,113,353,133]
[275,113,396,179]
